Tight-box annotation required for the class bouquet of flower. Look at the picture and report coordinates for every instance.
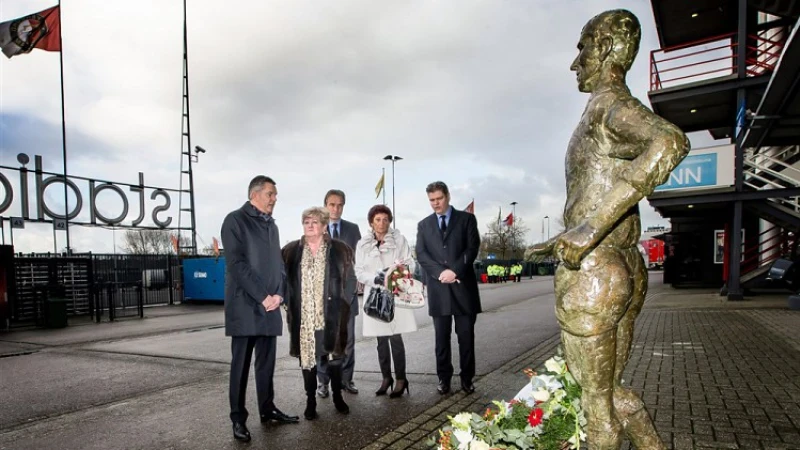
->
[385,262,425,309]
[431,356,586,450]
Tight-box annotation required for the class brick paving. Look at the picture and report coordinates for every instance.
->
[361,285,800,450]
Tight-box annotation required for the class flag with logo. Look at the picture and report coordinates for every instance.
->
[503,213,514,227]
[0,5,61,59]
[464,200,474,214]
[212,237,220,257]
[375,173,385,199]
[170,235,179,254]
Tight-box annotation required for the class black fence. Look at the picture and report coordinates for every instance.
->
[4,252,182,328]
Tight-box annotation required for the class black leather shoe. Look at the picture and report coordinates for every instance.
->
[437,380,451,395]
[342,381,359,394]
[232,422,251,442]
[316,383,330,398]
[462,382,476,394]
[260,408,300,424]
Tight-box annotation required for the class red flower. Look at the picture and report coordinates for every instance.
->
[527,408,544,427]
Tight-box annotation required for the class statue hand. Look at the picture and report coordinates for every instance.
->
[554,222,599,269]
[525,240,555,260]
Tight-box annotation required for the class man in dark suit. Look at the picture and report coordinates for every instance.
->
[316,189,362,397]
[415,181,481,395]
[220,175,299,443]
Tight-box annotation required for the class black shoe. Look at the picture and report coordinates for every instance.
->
[304,398,318,420]
[260,408,300,424]
[437,380,451,395]
[333,394,350,414]
[342,380,359,394]
[375,377,394,396]
[316,383,330,398]
[389,379,409,398]
[232,422,251,442]
[461,382,476,394]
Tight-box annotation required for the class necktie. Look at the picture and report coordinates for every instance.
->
[332,223,340,239]
[440,215,447,233]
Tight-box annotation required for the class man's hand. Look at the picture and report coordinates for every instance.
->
[262,295,282,312]
[438,269,457,284]
[553,222,599,270]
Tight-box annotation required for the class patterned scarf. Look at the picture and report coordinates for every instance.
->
[299,239,328,369]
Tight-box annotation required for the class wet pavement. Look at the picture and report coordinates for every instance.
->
[2,277,799,449]
[0,278,558,450]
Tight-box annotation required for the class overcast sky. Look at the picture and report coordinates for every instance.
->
[1,0,719,253]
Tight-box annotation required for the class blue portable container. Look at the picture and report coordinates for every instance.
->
[183,257,226,302]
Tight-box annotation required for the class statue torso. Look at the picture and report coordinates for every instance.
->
[564,90,641,248]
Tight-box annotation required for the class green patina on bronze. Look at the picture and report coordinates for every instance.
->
[528,9,690,449]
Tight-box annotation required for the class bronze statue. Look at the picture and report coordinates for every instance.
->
[528,9,690,449]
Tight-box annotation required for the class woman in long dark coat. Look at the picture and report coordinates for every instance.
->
[282,206,353,420]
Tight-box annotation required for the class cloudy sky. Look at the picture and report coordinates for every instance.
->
[1,0,719,254]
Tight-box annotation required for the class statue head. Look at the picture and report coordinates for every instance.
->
[570,9,641,93]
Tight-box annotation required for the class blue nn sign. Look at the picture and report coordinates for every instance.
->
[655,153,718,191]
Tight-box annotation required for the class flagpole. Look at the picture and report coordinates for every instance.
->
[382,168,386,205]
[57,0,70,253]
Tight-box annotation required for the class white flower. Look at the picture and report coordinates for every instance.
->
[469,440,491,450]
[545,356,566,374]
[531,374,562,392]
[453,429,473,450]
[451,412,472,430]
[532,388,551,403]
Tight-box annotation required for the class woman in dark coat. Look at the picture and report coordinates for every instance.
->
[282,206,353,420]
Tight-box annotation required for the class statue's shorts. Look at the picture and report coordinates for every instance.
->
[554,246,645,337]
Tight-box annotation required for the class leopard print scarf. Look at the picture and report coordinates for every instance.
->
[299,240,328,370]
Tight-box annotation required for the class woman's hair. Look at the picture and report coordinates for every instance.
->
[367,204,393,224]
[301,206,330,226]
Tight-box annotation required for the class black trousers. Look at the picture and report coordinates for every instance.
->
[376,334,406,380]
[229,336,276,424]
[432,314,477,385]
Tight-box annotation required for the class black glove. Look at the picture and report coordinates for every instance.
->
[373,269,387,286]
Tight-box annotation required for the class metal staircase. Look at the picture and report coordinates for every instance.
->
[739,145,800,285]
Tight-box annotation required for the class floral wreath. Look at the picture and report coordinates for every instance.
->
[384,261,425,309]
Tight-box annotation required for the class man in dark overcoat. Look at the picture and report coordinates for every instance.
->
[415,181,481,396]
[220,175,299,443]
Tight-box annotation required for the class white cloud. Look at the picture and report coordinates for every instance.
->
[1,0,707,253]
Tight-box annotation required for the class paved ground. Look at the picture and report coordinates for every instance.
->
[362,282,800,450]
[2,276,799,449]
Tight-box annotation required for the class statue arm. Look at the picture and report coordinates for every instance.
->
[555,101,689,268]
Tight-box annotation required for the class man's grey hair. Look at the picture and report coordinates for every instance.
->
[301,206,330,227]
[248,175,276,199]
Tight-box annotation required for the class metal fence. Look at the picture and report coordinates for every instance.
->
[7,253,182,327]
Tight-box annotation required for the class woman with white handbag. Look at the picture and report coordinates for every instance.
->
[354,205,420,398]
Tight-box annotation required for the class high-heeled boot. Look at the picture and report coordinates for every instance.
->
[302,368,318,420]
[329,364,350,414]
[389,379,410,398]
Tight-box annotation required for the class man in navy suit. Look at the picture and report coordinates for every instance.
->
[415,181,481,395]
[317,189,362,397]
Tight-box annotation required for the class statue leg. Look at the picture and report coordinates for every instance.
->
[612,248,666,449]
[555,247,632,450]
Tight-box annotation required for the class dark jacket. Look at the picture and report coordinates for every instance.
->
[332,219,361,316]
[415,208,481,317]
[221,202,286,337]
[282,236,353,360]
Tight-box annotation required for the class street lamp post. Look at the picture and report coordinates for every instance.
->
[544,215,550,240]
[383,155,403,228]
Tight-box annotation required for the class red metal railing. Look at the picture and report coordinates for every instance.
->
[722,224,793,282]
[650,28,785,91]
